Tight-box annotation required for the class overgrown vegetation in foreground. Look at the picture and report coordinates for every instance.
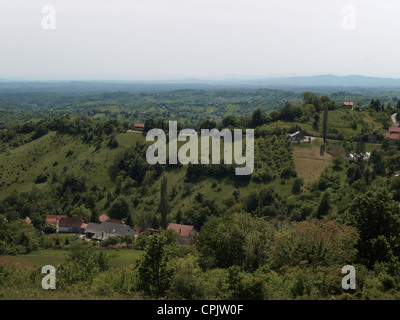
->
[0,195,399,301]
[1,219,400,301]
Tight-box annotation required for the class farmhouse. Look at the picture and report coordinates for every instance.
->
[87,221,136,241]
[133,123,145,131]
[385,133,400,141]
[167,223,198,245]
[388,126,400,135]
[45,215,68,227]
[290,131,305,142]
[343,101,354,109]
[58,217,86,234]
[385,126,400,141]
[85,222,102,239]
[367,134,378,144]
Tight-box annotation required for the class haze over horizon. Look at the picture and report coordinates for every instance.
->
[1,0,400,80]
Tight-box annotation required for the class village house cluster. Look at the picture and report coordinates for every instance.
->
[42,214,198,244]
[385,123,400,141]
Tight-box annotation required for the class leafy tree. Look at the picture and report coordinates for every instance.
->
[349,188,400,267]
[272,219,359,268]
[303,92,319,107]
[32,124,49,140]
[138,234,173,297]
[57,242,109,289]
[316,192,330,219]
[107,135,119,149]
[71,205,92,222]
[162,228,179,245]
[169,255,206,299]
[222,115,237,128]
[279,103,303,121]
[251,108,265,127]
[198,212,275,272]
[107,197,130,220]
[199,119,217,130]
[369,149,386,175]
[136,234,150,249]
[292,178,304,195]
[232,189,240,201]
[332,157,343,171]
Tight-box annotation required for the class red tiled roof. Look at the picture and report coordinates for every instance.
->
[167,223,195,238]
[106,219,125,224]
[134,123,145,128]
[99,214,110,223]
[389,127,400,133]
[385,133,400,140]
[45,215,68,226]
[133,226,142,235]
[25,216,31,224]
[343,102,354,106]
[58,217,84,228]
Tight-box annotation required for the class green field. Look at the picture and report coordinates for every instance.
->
[3,248,144,269]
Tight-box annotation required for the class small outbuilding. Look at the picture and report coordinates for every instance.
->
[290,131,305,142]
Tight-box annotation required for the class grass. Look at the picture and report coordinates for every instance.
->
[0,131,147,200]
[15,250,68,268]
[2,247,144,269]
[292,141,333,184]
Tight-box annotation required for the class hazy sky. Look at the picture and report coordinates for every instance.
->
[1,0,400,80]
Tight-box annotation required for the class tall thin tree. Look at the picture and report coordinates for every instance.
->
[322,104,328,145]
[160,177,168,229]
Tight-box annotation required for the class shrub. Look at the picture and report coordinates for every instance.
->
[272,219,359,269]
[168,255,206,299]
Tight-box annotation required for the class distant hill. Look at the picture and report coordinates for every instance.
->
[1,75,400,95]
[253,75,400,90]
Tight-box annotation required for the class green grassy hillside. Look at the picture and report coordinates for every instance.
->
[0,131,143,200]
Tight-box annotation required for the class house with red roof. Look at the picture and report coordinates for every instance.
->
[385,126,400,141]
[343,101,354,110]
[45,215,68,227]
[389,126,400,135]
[133,123,145,131]
[167,223,198,245]
[106,219,125,225]
[58,217,86,234]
